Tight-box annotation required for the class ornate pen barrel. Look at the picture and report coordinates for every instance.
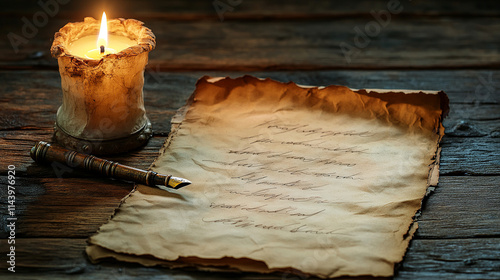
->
[50,17,156,155]
[30,141,191,189]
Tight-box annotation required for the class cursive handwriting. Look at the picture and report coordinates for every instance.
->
[196,117,370,238]
[227,186,330,204]
[209,202,325,220]
[248,136,369,154]
[228,147,356,167]
[203,216,342,235]
[228,171,325,190]
[200,158,360,180]
[255,119,374,138]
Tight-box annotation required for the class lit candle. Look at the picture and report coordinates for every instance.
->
[67,12,136,60]
[50,14,156,155]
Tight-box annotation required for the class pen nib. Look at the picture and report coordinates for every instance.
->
[167,176,192,189]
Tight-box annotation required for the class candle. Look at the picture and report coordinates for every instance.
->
[68,34,136,59]
[67,12,136,60]
[50,14,156,155]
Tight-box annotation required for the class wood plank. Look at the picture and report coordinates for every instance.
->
[1,70,499,131]
[0,177,132,239]
[439,137,500,175]
[2,70,499,103]
[2,0,500,19]
[416,176,500,238]
[0,130,167,177]
[2,17,500,70]
[0,238,499,279]
[0,239,203,279]
[397,238,500,280]
[2,70,499,104]
[0,238,91,273]
[0,238,268,280]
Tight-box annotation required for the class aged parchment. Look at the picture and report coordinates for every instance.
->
[87,76,448,278]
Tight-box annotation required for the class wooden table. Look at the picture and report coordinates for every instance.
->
[1,1,499,279]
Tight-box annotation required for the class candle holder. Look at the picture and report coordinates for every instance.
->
[50,17,156,155]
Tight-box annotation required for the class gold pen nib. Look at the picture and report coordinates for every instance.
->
[167,176,192,189]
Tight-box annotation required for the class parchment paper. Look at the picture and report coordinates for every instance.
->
[87,76,448,278]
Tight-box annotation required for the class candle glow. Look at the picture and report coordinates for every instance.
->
[67,12,135,60]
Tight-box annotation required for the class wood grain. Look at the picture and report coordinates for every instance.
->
[2,17,500,70]
[439,137,500,175]
[1,70,499,132]
[0,177,132,239]
[3,0,500,19]
[397,238,500,280]
[0,130,167,177]
[416,176,500,238]
[1,1,499,277]
[1,237,289,280]
[0,238,499,279]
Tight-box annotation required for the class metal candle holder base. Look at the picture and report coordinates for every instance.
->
[53,119,152,155]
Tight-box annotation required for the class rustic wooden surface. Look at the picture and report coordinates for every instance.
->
[1,1,499,279]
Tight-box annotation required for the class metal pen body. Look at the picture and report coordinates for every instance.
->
[30,141,190,189]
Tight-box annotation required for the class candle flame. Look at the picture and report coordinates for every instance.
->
[97,12,108,50]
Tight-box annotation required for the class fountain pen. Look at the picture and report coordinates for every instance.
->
[30,141,191,190]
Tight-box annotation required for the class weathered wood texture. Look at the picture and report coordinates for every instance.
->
[2,11,500,69]
[3,0,500,19]
[2,70,499,131]
[416,176,500,238]
[0,177,133,239]
[397,238,500,280]
[0,238,499,280]
[1,0,499,279]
